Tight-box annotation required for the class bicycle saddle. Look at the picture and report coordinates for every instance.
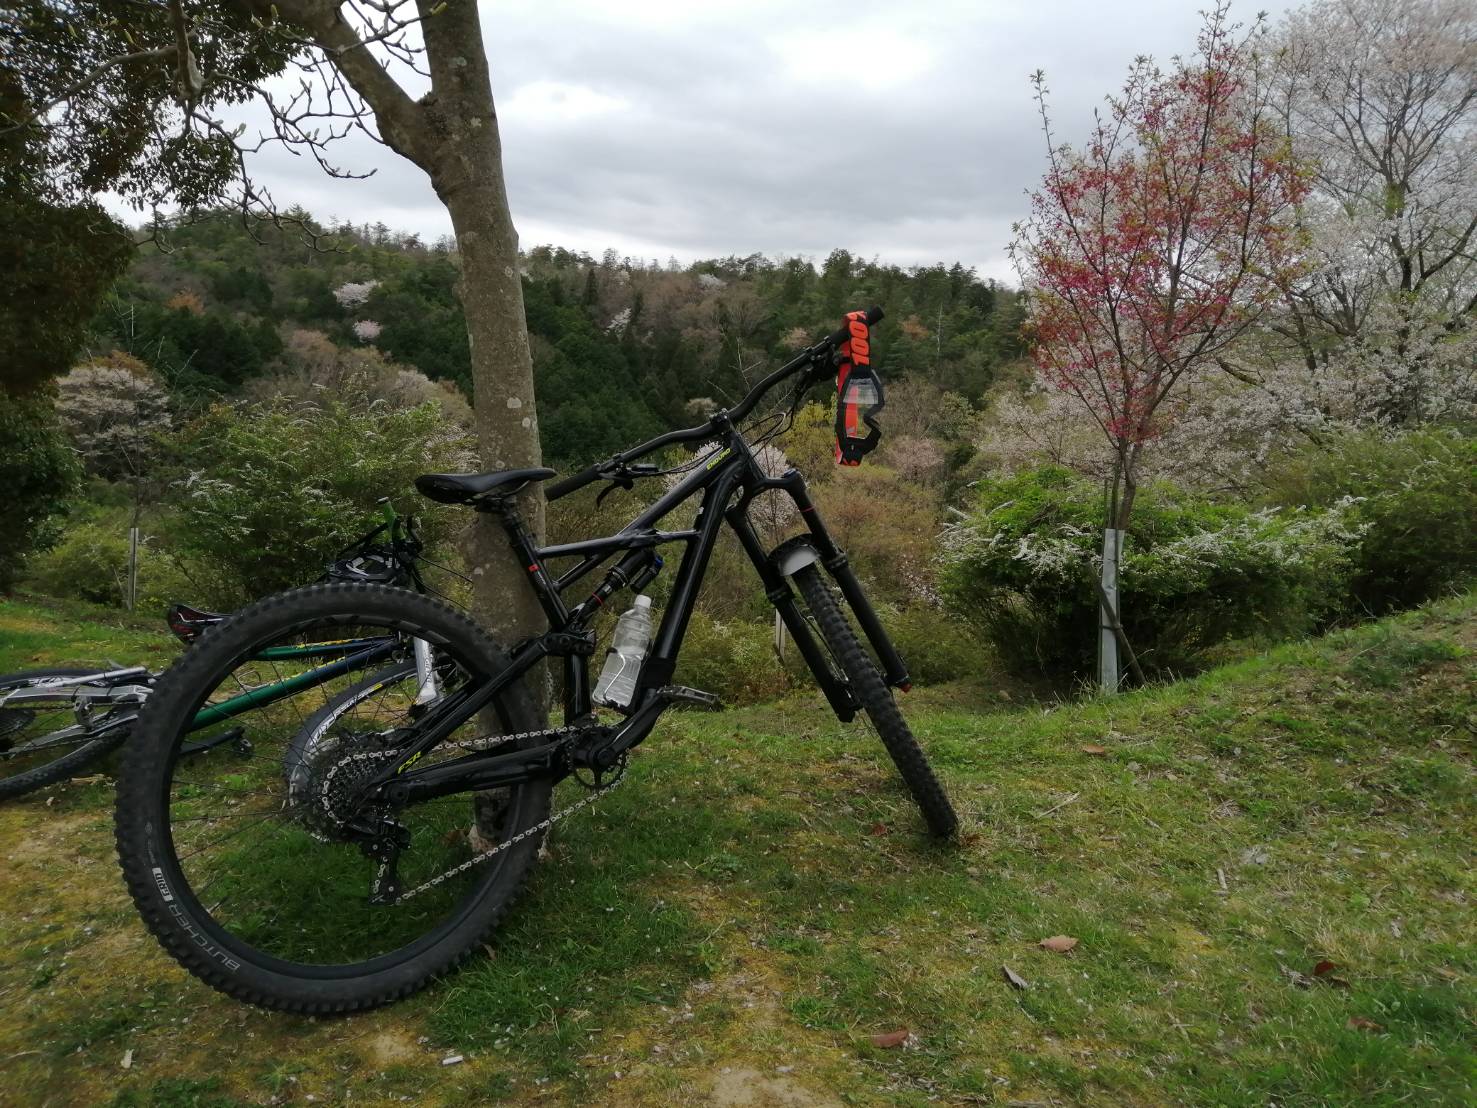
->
[414,468,557,505]
[166,603,226,644]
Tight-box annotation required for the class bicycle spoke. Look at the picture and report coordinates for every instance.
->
[152,612,540,967]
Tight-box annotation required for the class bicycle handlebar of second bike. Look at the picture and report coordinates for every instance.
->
[545,306,884,501]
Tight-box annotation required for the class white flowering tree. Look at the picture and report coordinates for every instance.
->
[1267,0,1477,425]
[351,319,383,343]
[55,363,172,484]
[54,361,174,607]
[332,280,379,308]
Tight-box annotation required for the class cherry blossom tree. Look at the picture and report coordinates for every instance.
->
[1012,3,1311,530]
[54,361,172,484]
[1267,0,1477,426]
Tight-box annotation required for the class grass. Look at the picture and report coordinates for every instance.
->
[0,588,1472,1105]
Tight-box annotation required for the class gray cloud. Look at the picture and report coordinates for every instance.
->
[201,0,1303,280]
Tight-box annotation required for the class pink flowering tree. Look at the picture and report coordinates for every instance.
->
[1012,4,1310,529]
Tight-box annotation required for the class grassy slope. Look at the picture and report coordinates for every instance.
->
[0,590,1472,1107]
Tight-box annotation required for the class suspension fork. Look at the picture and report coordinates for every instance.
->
[725,500,858,722]
[412,638,440,706]
[759,469,912,692]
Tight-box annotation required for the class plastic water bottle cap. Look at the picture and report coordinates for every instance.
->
[633,595,652,610]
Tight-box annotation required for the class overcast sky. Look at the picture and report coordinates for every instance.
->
[218,0,1303,282]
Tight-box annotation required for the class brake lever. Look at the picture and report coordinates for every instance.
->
[593,463,661,509]
[595,476,635,509]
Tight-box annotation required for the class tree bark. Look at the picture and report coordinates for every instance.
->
[246,0,548,653]
[415,0,547,648]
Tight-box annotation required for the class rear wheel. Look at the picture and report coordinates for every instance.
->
[114,583,553,1013]
[791,567,958,837]
[0,669,134,801]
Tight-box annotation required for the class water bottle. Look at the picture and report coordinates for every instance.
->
[593,595,653,708]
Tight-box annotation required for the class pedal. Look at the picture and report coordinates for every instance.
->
[657,685,723,711]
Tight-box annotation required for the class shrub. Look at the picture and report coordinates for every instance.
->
[1262,430,1477,614]
[884,605,990,685]
[25,513,195,612]
[940,467,1362,681]
[811,466,942,606]
[675,612,795,705]
[0,390,81,591]
[169,398,474,606]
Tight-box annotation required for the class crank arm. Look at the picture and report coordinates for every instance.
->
[576,690,674,772]
[2,718,132,755]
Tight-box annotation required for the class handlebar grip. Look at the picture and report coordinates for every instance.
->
[546,464,603,501]
[825,305,885,348]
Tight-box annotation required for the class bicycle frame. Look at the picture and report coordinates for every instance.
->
[1,501,429,755]
[373,332,914,808]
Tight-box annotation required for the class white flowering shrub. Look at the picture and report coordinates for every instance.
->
[352,319,383,343]
[939,466,1365,680]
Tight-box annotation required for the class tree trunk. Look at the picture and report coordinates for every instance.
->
[240,0,548,655]
[1113,447,1139,531]
[415,1,547,649]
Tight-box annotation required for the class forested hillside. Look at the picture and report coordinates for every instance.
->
[87,211,1025,465]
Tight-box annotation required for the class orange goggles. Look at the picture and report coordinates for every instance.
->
[834,310,884,466]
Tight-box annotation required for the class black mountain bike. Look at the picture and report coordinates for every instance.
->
[114,307,959,1013]
[0,502,428,801]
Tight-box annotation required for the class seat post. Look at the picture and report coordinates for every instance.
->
[483,499,536,562]
[485,499,567,623]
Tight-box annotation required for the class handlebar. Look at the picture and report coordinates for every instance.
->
[545,465,602,501]
[546,306,884,501]
[825,304,884,348]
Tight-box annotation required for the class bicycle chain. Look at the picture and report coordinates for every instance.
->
[318,723,625,905]
[391,767,625,903]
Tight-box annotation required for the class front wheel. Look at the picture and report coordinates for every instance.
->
[791,566,958,838]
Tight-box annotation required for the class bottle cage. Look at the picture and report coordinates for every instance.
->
[834,310,884,465]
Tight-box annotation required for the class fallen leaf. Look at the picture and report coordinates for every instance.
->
[868,1028,909,1048]
[1039,935,1079,953]
[1002,964,1030,990]
[1346,1017,1383,1032]
[1080,744,1107,755]
[1313,960,1338,977]
[869,822,889,836]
